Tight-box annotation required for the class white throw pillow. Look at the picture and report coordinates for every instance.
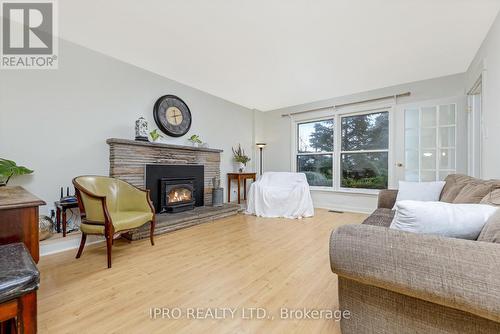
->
[390,200,498,240]
[393,181,445,209]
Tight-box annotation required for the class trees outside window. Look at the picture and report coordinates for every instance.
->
[297,120,334,186]
[340,112,389,189]
[296,111,389,190]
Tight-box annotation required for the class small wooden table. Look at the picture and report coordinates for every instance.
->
[54,200,79,237]
[227,173,256,204]
[0,186,45,263]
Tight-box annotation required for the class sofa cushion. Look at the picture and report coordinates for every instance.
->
[377,189,398,209]
[478,186,500,243]
[480,188,500,206]
[478,209,500,243]
[80,211,153,235]
[440,174,474,202]
[453,182,495,204]
[390,200,497,240]
[440,183,466,203]
[362,208,394,227]
[393,181,445,209]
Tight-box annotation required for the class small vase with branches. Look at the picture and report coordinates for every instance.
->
[232,144,250,172]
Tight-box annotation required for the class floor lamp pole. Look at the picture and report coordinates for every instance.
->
[259,147,263,176]
[256,143,266,176]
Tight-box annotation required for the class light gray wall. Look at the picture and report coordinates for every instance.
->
[1,31,487,217]
[0,39,255,215]
[466,11,500,179]
[257,74,466,213]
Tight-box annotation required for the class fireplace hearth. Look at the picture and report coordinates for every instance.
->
[160,177,196,213]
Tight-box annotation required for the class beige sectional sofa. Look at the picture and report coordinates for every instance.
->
[330,174,500,334]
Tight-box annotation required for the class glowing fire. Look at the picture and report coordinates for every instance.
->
[168,188,191,203]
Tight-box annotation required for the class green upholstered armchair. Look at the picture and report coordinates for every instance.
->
[72,176,155,268]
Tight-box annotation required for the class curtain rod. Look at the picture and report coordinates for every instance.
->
[281,91,411,117]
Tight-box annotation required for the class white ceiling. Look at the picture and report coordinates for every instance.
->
[59,0,500,111]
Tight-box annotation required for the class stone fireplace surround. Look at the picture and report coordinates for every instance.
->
[107,138,240,240]
[107,138,222,203]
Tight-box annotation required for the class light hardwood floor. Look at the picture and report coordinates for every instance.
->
[38,209,366,333]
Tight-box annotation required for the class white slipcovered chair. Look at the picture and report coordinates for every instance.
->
[246,172,314,219]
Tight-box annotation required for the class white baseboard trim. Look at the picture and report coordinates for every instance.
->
[314,205,373,214]
[40,234,104,257]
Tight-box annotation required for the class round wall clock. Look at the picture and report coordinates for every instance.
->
[153,95,192,137]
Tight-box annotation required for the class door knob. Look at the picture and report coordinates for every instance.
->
[396,162,404,167]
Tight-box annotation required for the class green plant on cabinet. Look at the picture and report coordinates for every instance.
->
[0,158,33,186]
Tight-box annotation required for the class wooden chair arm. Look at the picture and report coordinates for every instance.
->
[73,179,112,231]
[145,189,155,214]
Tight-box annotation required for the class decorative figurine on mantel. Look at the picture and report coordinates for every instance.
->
[212,176,223,207]
[135,117,149,141]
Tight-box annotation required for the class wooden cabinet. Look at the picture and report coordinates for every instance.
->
[0,186,45,263]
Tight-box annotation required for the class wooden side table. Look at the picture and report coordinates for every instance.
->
[227,173,256,204]
[54,200,79,237]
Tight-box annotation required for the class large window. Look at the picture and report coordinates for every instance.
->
[340,112,389,189]
[296,111,389,190]
[297,119,334,186]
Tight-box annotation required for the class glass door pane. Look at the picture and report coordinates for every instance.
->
[421,128,437,148]
[439,104,456,126]
[439,148,455,170]
[421,106,437,127]
[405,109,419,128]
[439,127,455,147]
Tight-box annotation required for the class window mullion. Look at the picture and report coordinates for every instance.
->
[297,152,334,156]
[334,113,341,191]
[340,149,389,154]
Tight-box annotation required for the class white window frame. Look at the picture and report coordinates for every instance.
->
[292,105,393,194]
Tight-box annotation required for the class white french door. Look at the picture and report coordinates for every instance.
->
[393,96,467,184]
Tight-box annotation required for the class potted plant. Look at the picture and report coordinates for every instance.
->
[232,144,250,172]
[149,129,163,142]
[0,158,33,186]
[188,134,203,147]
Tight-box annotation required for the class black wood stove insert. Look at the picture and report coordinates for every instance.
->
[160,177,196,213]
[145,164,204,214]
